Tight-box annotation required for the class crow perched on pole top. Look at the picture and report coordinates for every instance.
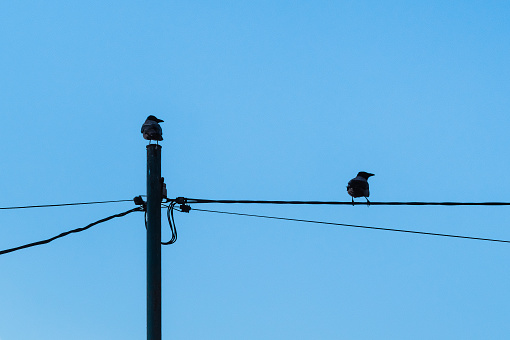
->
[141,115,164,143]
[347,171,374,205]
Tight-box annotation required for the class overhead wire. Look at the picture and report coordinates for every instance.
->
[0,199,134,210]
[0,207,143,256]
[2,197,508,211]
[3,196,510,250]
[185,207,510,244]
[177,198,510,206]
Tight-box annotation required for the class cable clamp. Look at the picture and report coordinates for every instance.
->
[133,196,146,210]
[175,197,187,205]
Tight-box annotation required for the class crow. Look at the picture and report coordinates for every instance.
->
[347,171,374,206]
[141,115,164,143]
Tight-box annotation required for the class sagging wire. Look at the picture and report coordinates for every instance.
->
[161,199,192,245]
[136,196,191,245]
[162,202,178,245]
[136,197,178,245]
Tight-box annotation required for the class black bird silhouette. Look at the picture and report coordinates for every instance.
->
[347,171,374,205]
[141,115,164,143]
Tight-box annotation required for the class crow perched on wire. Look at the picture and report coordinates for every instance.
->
[141,115,164,143]
[347,171,374,205]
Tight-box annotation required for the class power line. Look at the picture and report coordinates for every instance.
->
[176,198,510,206]
[186,207,510,244]
[0,207,143,256]
[4,197,508,211]
[0,199,134,211]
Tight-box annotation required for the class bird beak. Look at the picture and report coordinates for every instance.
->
[368,173,375,177]
[156,118,164,123]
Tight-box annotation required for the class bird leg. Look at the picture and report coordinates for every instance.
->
[365,197,370,207]
[351,197,354,206]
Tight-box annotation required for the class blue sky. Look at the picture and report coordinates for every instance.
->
[1,1,510,339]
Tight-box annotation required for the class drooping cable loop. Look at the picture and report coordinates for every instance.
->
[162,202,177,245]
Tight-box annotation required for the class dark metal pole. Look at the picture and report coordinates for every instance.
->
[147,144,162,340]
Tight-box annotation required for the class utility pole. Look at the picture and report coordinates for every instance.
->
[147,144,162,340]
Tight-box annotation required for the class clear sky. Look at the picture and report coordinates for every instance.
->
[1,1,510,339]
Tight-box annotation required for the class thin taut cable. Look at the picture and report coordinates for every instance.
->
[0,199,134,210]
[188,207,510,244]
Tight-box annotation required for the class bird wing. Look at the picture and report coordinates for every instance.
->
[347,179,368,189]
[141,121,163,141]
[347,179,370,197]
[141,121,150,133]
[155,123,162,135]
